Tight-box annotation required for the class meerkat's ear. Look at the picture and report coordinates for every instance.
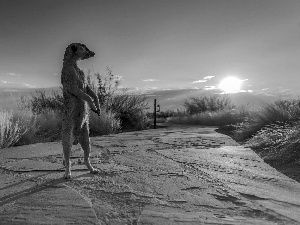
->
[71,44,77,53]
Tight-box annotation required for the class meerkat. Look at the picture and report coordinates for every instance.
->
[61,43,100,179]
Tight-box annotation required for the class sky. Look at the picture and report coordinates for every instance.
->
[0,0,300,96]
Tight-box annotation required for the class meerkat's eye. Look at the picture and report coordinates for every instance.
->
[71,45,77,53]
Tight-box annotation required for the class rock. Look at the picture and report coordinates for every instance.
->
[0,183,102,225]
[1,125,300,224]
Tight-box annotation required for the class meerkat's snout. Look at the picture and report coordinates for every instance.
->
[83,49,95,59]
[89,51,95,57]
[83,45,95,58]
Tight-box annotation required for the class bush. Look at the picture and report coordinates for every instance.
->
[233,99,300,141]
[157,110,185,119]
[155,96,300,164]
[88,68,149,130]
[7,68,149,148]
[183,95,235,114]
[20,68,149,132]
[14,90,64,145]
[147,109,186,124]
[13,107,121,146]
[168,108,247,126]
[0,111,28,148]
[90,67,121,105]
[246,122,300,163]
[89,108,121,136]
[18,89,63,115]
[167,95,246,127]
[107,93,149,130]
[7,109,62,146]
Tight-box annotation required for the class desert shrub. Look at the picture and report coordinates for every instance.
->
[246,122,300,163]
[32,110,62,142]
[12,68,148,148]
[168,95,246,127]
[8,109,62,146]
[21,89,64,115]
[158,110,186,119]
[15,91,63,145]
[89,108,121,136]
[88,68,149,130]
[147,109,186,122]
[233,100,300,163]
[9,109,36,146]
[0,68,148,149]
[0,111,28,148]
[183,95,235,114]
[233,99,300,141]
[90,67,121,105]
[272,99,300,120]
[150,110,183,123]
[168,108,247,126]
[107,93,149,130]
[13,107,121,146]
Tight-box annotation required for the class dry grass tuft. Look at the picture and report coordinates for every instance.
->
[0,111,28,148]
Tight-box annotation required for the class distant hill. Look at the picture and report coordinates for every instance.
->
[0,86,281,112]
[0,87,61,110]
[142,89,278,112]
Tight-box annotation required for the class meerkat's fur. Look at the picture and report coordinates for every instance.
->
[61,43,100,179]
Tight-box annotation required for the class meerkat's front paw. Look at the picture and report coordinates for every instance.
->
[72,139,79,145]
[64,172,72,179]
[90,168,100,174]
[91,108,101,116]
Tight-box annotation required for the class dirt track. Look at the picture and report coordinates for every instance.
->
[1,125,300,224]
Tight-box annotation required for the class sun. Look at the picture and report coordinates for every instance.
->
[218,77,242,93]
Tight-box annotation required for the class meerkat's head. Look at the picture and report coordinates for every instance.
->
[63,43,95,62]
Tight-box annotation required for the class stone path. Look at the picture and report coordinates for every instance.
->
[1,125,300,224]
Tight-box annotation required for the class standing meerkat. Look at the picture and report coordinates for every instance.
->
[61,43,100,179]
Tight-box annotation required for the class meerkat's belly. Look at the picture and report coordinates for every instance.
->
[63,93,89,127]
[73,98,89,124]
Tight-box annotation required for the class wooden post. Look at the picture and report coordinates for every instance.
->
[154,99,157,129]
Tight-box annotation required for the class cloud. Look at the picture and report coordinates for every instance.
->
[53,73,58,76]
[204,86,216,90]
[143,79,159,82]
[239,90,253,93]
[0,80,37,89]
[166,97,177,101]
[192,75,215,84]
[144,86,158,90]
[1,80,14,84]
[203,76,214,80]
[192,79,207,83]
[23,83,37,88]
[6,72,21,76]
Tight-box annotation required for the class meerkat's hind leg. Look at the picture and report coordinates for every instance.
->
[61,127,74,179]
[72,121,81,145]
[79,123,100,174]
[73,113,85,145]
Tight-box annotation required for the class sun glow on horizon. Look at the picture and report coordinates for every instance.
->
[218,77,242,93]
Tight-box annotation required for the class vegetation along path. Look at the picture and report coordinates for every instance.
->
[0,125,300,224]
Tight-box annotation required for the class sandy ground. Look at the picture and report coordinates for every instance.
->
[1,125,300,224]
[216,127,300,184]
